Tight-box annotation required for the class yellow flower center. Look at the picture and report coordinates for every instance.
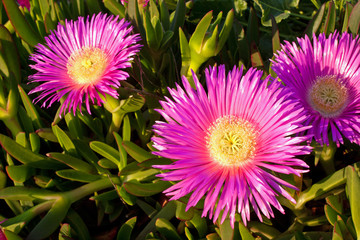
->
[206,116,258,166]
[308,76,348,118]
[67,47,108,85]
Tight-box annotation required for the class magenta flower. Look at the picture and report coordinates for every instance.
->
[17,0,30,10]
[272,32,360,146]
[152,65,311,227]
[29,13,141,115]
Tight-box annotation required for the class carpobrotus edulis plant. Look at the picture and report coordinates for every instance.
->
[152,65,311,227]
[29,13,141,115]
[272,32,360,146]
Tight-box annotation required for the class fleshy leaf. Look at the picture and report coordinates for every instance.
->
[56,170,101,182]
[156,218,182,240]
[2,0,43,47]
[345,166,360,239]
[349,1,360,35]
[122,141,155,162]
[253,0,300,26]
[117,217,137,240]
[123,180,171,197]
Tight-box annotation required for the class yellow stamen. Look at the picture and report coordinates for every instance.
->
[308,75,348,118]
[206,116,258,166]
[67,47,108,85]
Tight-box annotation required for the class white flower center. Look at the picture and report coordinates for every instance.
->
[308,76,348,118]
[67,47,108,85]
[206,116,258,166]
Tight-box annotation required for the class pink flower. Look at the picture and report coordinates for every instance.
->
[272,32,360,146]
[152,65,311,227]
[29,13,141,115]
[17,0,30,10]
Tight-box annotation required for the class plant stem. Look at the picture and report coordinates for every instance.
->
[3,116,22,137]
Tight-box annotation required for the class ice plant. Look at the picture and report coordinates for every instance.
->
[272,32,360,146]
[29,13,141,115]
[152,65,311,227]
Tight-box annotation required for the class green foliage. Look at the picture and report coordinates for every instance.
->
[0,0,359,239]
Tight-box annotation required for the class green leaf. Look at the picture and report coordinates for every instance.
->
[216,9,234,55]
[59,223,71,240]
[116,93,145,114]
[185,227,195,240]
[159,0,170,30]
[0,186,57,201]
[34,175,55,189]
[176,201,194,221]
[0,134,44,164]
[346,217,357,239]
[78,114,104,140]
[116,185,137,206]
[179,27,191,76]
[323,2,336,35]
[346,166,360,239]
[238,222,255,240]
[123,180,171,197]
[90,190,118,201]
[0,170,7,190]
[2,0,43,47]
[326,195,343,214]
[342,3,353,32]
[122,114,131,142]
[0,25,20,83]
[44,12,57,33]
[336,215,354,240]
[117,217,137,240]
[144,12,158,49]
[333,222,343,240]
[47,152,96,174]
[90,141,120,166]
[3,230,22,240]
[136,199,157,218]
[219,218,234,240]
[29,133,40,153]
[120,162,142,175]
[85,0,102,14]
[349,1,360,35]
[253,0,300,27]
[189,11,212,53]
[6,165,35,183]
[296,167,347,210]
[169,0,185,35]
[135,201,176,240]
[56,170,101,182]
[98,158,118,169]
[64,113,84,139]
[114,132,127,170]
[305,3,325,36]
[324,204,338,226]
[36,128,58,142]
[156,218,182,240]
[52,125,78,156]
[206,233,221,240]
[246,7,259,46]
[27,197,71,240]
[250,42,264,69]
[271,16,280,53]
[190,212,207,238]
[122,141,155,162]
